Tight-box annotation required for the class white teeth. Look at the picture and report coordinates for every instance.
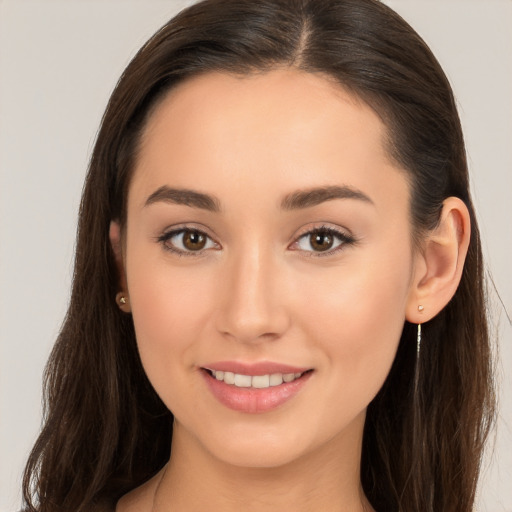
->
[209,369,305,388]
[234,374,252,387]
[252,375,270,389]
[223,371,235,385]
[269,373,283,386]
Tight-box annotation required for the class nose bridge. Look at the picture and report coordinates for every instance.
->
[216,237,288,343]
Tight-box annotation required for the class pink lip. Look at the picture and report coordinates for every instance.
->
[200,361,313,414]
[202,360,310,376]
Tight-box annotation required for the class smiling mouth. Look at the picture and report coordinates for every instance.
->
[201,366,314,413]
[203,368,313,389]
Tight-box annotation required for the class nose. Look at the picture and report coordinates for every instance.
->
[214,244,290,344]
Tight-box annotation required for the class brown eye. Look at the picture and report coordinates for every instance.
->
[182,230,207,250]
[160,228,217,254]
[293,227,353,255]
[309,231,334,251]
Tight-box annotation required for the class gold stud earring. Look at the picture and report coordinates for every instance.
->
[116,292,128,306]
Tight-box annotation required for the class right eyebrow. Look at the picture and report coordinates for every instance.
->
[281,185,374,210]
[144,186,221,212]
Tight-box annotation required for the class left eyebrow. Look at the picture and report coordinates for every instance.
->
[144,186,221,212]
[281,185,374,210]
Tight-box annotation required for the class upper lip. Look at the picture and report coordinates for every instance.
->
[201,361,311,376]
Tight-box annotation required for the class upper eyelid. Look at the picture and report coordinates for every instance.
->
[162,229,218,245]
[158,224,350,238]
[292,223,353,240]
[159,224,219,241]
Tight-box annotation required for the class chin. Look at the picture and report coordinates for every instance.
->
[210,438,310,469]
[191,416,335,470]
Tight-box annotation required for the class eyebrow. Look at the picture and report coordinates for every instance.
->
[281,185,374,210]
[144,186,221,212]
[144,184,373,212]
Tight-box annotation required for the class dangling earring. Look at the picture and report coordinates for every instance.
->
[417,304,424,356]
[413,305,424,393]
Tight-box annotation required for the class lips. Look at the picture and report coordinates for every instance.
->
[200,361,313,413]
[205,360,310,374]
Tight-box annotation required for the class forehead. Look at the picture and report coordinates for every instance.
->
[131,69,408,213]
[140,69,386,158]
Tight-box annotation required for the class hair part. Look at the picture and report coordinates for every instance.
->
[23,1,495,511]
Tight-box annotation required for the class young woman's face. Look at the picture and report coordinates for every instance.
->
[122,69,417,468]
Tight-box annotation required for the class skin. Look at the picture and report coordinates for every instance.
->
[112,69,470,512]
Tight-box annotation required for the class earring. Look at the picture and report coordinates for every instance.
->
[413,322,423,398]
[416,305,424,354]
[116,292,128,307]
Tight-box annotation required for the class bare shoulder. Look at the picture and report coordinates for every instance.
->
[115,469,165,512]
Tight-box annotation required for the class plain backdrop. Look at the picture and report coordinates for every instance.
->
[0,1,511,510]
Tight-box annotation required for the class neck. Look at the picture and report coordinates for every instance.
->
[153,414,373,512]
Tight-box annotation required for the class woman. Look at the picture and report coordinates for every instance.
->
[22,0,495,511]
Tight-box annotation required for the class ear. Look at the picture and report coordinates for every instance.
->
[109,220,131,313]
[406,197,471,324]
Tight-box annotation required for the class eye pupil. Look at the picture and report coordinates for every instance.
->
[183,231,206,250]
[310,232,333,251]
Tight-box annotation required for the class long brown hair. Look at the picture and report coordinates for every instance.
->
[23,1,495,511]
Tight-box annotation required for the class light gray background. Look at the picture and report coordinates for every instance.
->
[0,1,511,510]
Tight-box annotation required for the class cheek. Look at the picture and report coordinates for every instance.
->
[125,253,218,396]
[296,251,411,405]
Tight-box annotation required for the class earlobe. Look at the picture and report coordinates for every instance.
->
[406,197,471,324]
[109,221,131,312]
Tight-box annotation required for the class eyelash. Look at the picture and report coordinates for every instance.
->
[157,225,356,258]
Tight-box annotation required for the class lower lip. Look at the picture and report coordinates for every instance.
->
[201,370,313,414]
